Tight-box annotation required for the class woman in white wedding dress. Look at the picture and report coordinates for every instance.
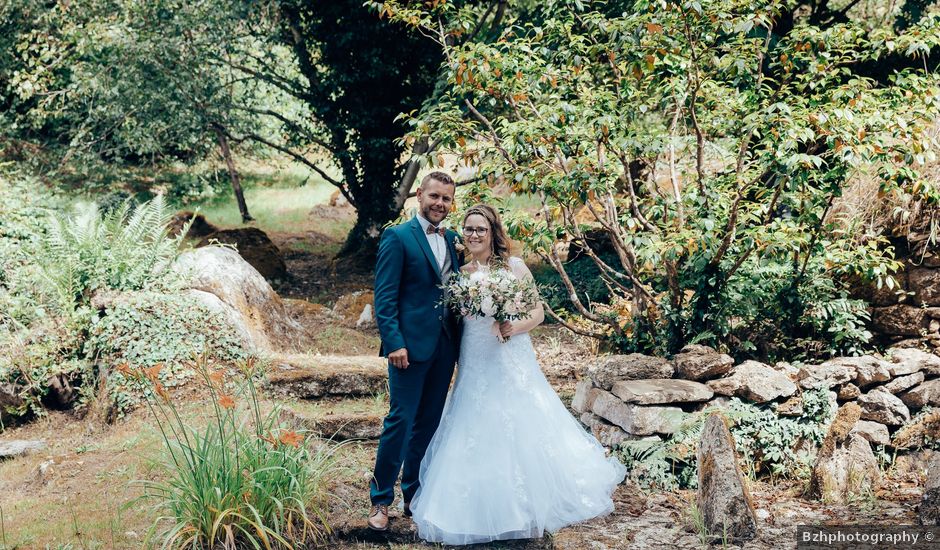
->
[410,204,626,546]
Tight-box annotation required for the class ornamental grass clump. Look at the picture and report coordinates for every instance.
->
[123,354,337,549]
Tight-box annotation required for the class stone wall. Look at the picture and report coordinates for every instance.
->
[575,344,940,450]
[861,254,940,346]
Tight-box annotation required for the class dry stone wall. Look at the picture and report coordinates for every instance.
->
[575,344,940,453]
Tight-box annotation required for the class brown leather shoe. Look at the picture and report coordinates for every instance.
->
[404,501,412,517]
[368,504,389,531]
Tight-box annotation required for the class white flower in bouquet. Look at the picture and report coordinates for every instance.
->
[440,263,541,342]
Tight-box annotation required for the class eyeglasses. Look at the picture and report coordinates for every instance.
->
[462,227,489,236]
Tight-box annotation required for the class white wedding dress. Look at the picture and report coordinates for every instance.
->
[410,259,626,546]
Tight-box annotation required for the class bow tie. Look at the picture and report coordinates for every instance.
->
[426,224,446,237]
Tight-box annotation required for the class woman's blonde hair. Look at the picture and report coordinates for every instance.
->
[463,203,511,263]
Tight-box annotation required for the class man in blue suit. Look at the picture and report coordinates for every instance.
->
[368,171,462,531]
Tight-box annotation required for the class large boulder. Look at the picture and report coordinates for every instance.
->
[197,227,288,281]
[697,414,758,542]
[610,379,713,405]
[586,354,674,390]
[173,247,305,352]
[706,360,797,403]
[673,345,734,381]
[809,403,881,503]
[901,380,940,409]
[857,390,911,426]
[889,348,940,377]
[920,453,940,525]
[590,391,685,436]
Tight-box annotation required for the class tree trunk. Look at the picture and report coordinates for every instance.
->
[215,127,253,223]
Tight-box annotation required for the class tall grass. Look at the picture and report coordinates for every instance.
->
[123,355,338,549]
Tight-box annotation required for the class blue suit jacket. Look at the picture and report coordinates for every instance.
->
[374,217,462,363]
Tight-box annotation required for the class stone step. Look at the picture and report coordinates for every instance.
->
[280,408,384,441]
[265,354,388,398]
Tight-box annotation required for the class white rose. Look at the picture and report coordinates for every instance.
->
[481,296,497,317]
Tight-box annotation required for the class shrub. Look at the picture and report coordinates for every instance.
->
[125,356,337,549]
[0,174,221,422]
[87,291,247,416]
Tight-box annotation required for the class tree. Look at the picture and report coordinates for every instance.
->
[384,0,940,359]
[1,0,303,222]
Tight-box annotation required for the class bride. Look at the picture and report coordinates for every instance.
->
[409,203,626,545]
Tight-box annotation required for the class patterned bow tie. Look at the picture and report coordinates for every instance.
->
[426,224,446,237]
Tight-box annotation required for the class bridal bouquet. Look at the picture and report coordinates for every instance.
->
[442,266,540,340]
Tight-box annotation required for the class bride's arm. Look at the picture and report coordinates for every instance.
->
[502,258,544,337]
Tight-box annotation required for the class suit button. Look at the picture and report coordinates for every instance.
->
[438,316,443,321]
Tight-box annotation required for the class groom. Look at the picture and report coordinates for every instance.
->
[368,171,462,531]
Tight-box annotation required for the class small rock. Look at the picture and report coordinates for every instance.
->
[697,413,758,542]
[850,420,891,446]
[921,452,940,525]
[772,361,801,380]
[590,391,685,436]
[587,354,674,390]
[610,379,713,405]
[333,291,375,328]
[817,356,891,388]
[838,383,861,401]
[707,360,797,403]
[571,379,602,413]
[889,348,940,376]
[871,304,929,336]
[673,345,734,381]
[0,439,46,459]
[777,396,803,417]
[579,412,632,447]
[883,372,925,394]
[894,411,940,449]
[355,303,374,329]
[910,268,940,307]
[901,380,940,409]
[857,390,911,426]
[798,362,856,390]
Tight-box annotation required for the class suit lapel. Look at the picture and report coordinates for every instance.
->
[410,217,442,282]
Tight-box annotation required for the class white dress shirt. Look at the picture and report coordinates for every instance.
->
[416,214,447,271]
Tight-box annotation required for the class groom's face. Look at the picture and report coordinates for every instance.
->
[416,178,455,225]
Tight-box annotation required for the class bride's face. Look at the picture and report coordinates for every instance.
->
[462,213,492,259]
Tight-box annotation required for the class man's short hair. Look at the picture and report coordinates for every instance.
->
[420,171,456,189]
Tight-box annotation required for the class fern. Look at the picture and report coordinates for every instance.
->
[35,195,189,317]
